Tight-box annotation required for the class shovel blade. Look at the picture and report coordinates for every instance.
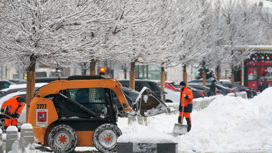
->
[173,123,187,135]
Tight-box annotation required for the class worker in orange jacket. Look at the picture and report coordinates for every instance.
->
[178,81,193,132]
[1,96,25,132]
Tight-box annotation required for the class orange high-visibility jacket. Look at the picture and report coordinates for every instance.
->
[180,86,193,107]
[1,96,25,117]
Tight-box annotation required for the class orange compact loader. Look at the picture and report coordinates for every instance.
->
[28,75,167,152]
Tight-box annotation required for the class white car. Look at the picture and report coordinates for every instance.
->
[165,88,180,103]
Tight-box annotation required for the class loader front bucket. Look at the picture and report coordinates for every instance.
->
[134,87,167,117]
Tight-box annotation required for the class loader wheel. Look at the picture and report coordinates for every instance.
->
[48,124,78,153]
[93,123,122,152]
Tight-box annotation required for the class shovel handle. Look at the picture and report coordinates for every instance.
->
[2,113,23,125]
[181,95,185,123]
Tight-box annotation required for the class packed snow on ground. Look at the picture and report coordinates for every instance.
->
[6,87,272,152]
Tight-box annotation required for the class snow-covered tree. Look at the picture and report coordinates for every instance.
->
[0,0,109,119]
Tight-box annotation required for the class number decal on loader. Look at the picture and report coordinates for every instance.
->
[37,104,47,109]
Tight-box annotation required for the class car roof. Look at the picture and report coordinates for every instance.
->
[1,83,48,91]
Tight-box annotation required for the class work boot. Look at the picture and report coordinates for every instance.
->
[187,124,191,132]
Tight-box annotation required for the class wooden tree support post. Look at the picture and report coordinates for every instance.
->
[203,72,206,86]
[231,73,235,83]
[183,65,187,84]
[161,67,165,91]
[129,62,136,90]
[26,54,36,122]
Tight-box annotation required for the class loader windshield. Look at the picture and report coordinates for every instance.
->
[65,88,108,115]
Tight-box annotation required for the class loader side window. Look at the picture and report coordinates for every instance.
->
[65,88,108,115]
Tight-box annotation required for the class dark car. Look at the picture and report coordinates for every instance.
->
[0,80,15,90]
[112,87,139,117]
[188,86,206,98]
[187,84,209,97]
[118,79,166,102]
[219,81,256,98]
[188,79,237,96]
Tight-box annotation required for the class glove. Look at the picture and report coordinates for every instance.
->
[14,113,20,119]
[183,94,189,99]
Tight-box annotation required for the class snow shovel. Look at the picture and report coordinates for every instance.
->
[2,113,23,125]
[172,96,187,135]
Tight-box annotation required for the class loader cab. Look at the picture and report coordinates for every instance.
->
[44,87,118,123]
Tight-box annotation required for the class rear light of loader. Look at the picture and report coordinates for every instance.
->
[160,93,163,101]
[199,92,205,97]
[229,90,234,93]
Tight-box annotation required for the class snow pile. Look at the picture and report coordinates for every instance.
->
[21,123,33,130]
[7,126,18,132]
[118,88,272,152]
[118,122,176,143]
[178,87,272,152]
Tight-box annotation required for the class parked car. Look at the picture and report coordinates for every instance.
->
[165,81,179,91]
[0,83,47,98]
[187,85,209,97]
[163,81,207,99]
[188,86,206,98]
[112,87,139,117]
[164,88,180,103]
[0,80,16,90]
[164,86,206,103]
[219,80,257,98]
[188,79,237,96]
[118,80,166,102]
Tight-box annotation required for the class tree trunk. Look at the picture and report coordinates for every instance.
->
[203,72,206,86]
[90,59,97,75]
[82,63,87,75]
[124,68,127,79]
[161,67,165,91]
[225,70,227,79]
[129,62,136,90]
[26,54,36,122]
[142,65,145,79]
[183,64,187,84]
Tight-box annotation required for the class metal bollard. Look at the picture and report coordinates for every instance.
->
[20,123,35,152]
[6,126,19,153]
[0,129,3,153]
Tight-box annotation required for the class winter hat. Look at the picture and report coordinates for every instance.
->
[179,81,186,86]
[212,80,217,83]
[16,97,26,103]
